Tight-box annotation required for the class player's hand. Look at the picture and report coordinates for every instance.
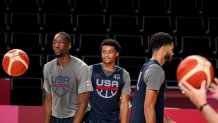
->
[209,78,218,100]
[179,80,207,108]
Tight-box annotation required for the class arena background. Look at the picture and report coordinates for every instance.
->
[0,0,218,122]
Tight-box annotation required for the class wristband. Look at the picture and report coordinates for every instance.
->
[199,103,208,112]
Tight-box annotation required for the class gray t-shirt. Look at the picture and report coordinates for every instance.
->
[144,64,165,90]
[43,56,93,118]
[89,64,131,95]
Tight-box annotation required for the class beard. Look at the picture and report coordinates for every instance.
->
[164,52,172,62]
[54,52,63,58]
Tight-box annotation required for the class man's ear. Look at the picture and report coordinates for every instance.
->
[116,52,119,57]
[68,43,72,50]
[160,45,166,52]
[160,45,167,56]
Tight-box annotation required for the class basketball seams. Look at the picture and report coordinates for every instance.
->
[192,55,212,88]
[15,55,29,68]
[177,55,213,89]
[7,55,15,75]
[2,49,29,76]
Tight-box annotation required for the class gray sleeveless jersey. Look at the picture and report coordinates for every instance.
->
[43,56,93,118]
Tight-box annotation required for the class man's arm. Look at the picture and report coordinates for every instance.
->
[201,104,218,123]
[144,89,158,123]
[120,94,130,123]
[44,93,52,123]
[73,92,90,123]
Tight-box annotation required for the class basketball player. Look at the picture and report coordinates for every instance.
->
[88,39,131,123]
[179,77,218,123]
[129,32,175,123]
[43,32,93,123]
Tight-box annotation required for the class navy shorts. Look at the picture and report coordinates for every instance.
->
[51,111,89,123]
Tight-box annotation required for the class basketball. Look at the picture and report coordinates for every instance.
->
[2,49,29,77]
[176,55,214,89]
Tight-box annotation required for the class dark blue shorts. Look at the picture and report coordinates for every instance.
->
[51,111,89,123]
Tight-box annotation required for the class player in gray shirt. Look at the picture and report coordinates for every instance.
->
[43,32,93,123]
[143,64,165,91]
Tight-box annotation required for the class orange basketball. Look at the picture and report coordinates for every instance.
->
[176,55,214,89]
[2,49,29,77]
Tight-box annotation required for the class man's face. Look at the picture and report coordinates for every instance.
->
[52,34,71,58]
[164,42,174,62]
[101,45,119,64]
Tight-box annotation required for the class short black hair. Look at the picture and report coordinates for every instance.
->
[57,32,71,43]
[100,39,121,53]
[150,32,173,51]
